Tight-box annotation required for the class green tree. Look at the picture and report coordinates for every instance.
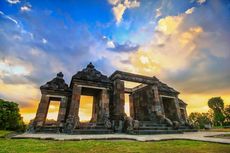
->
[189,112,212,129]
[208,97,225,126]
[224,105,230,125]
[0,99,25,131]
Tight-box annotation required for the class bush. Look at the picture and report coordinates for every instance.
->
[0,99,26,131]
[189,112,212,129]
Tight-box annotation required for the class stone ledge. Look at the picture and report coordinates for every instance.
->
[12,132,230,144]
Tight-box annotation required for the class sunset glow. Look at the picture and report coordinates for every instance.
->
[0,0,230,123]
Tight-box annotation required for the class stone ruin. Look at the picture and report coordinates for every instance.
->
[31,63,194,134]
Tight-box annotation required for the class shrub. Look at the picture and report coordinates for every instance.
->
[0,99,25,131]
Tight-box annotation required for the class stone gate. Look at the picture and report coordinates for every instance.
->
[31,63,193,134]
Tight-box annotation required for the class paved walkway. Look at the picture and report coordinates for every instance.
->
[13,132,230,144]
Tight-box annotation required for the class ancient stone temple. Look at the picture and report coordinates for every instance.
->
[31,63,193,134]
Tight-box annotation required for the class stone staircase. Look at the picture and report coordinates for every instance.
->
[133,121,196,135]
[38,126,60,133]
[72,122,114,134]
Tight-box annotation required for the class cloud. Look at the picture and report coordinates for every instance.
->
[108,0,140,24]
[20,4,32,12]
[197,0,206,5]
[6,0,20,4]
[42,38,47,44]
[0,11,18,25]
[155,7,162,19]
[108,41,139,52]
[185,7,195,14]
[110,0,230,97]
[112,3,126,24]
[103,36,139,52]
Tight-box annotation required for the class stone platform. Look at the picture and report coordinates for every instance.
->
[13,132,230,144]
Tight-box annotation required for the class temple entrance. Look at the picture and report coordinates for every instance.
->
[162,97,177,121]
[45,100,60,125]
[180,108,186,121]
[79,87,102,124]
[124,93,130,116]
[79,96,93,122]
[124,81,143,118]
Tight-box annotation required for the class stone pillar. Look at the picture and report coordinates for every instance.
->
[184,107,188,120]
[129,94,134,118]
[101,89,110,116]
[34,94,50,127]
[113,79,125,120]
[174,97,182,122]
[68,84,82,121]
[152,86,163,115]
[113,79,125,132]
[57,97,68,127]
[90,95,98,122]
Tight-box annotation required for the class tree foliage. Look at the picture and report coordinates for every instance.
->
[208,97,225,126]
[188,112,212,129]
[208,97,224,112]
[0,99,25,131]
[224,105,230,124]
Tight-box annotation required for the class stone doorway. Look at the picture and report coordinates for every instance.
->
[78,87,105,126]
[161,97,178,121]
[180,108,186,121]
[79,95,93,122]
[45,100,60,125]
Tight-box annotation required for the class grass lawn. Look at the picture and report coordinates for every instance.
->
[0,130,13,138]
[210,134,230,139]
[200,128,230,132]
[0,138,230,153]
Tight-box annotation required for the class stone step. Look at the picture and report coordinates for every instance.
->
[39,127,59,133]
[179,129,198,132]
[133,130,183,135]
[79,126,107,129]
[140,122,169,127]
[73,129,114,134]
[138,127,173,130]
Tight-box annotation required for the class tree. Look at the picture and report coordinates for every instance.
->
[224,105,230,124]
[208,97,224,112]
[189,112,212,129]
[208,97,225,126]
[0,99,25,131]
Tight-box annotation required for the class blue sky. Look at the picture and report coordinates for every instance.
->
[0,0,230,122]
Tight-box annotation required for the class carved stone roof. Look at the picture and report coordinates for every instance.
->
[157,81,179,94]
[40,72,70,91]
[179,99,187,106]
[71,62,111,83]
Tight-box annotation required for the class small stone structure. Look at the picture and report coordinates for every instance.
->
[32,63,192,134]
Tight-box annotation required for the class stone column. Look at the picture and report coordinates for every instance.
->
[57,97,68,127]
[113,79,125,120]
[101,89,110,117]
[129,94,134,118]
[68,84,82,121]
[174,97,182,122]
[184,107,188,120]
[34,94,50,127]
[113,79,125,132]
[90,95,98,122]
[152,86,163,115]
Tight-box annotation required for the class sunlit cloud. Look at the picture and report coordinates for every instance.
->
[6,0,20,4]
[108,0,140,24]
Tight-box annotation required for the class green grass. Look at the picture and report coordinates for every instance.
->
[210,134,230,139]
[200,128,230,132]
[0,139,229,153]
[0,131,13,138]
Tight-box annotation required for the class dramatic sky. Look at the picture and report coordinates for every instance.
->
[0,0,230,122]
